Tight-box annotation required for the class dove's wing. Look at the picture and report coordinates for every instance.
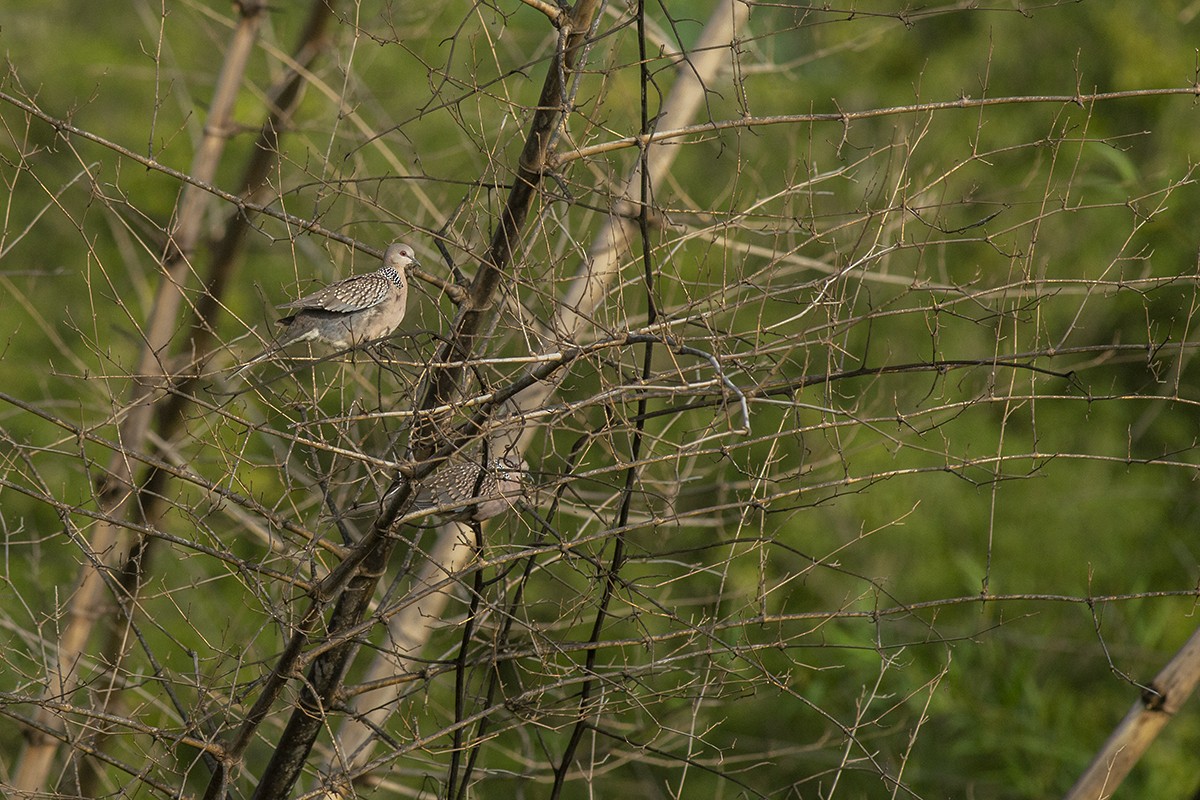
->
[278,270,394,314]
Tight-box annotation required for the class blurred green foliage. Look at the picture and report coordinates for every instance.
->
[2,1,1200,798]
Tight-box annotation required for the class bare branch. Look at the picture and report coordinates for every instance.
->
[551,86,1200,166]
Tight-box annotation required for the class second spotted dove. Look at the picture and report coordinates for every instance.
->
[412,454,528,523]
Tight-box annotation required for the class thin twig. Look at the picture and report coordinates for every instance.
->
[550,86,1200,166]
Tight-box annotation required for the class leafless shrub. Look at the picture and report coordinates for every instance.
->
[2,2,1199,798]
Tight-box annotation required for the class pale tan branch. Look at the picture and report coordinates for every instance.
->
[10,2,267,790]
[514,0,751,429]
[1063,624,1200,800]
[516,0,566,25]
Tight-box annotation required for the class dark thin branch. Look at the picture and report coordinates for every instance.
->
[446,523,486,798]
[552,5,654,791]
[410,0,604,458]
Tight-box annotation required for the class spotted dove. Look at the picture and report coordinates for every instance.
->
[412,455,527,522]
[235,242,417,374]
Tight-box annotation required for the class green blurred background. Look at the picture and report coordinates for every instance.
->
[2,1,1199,797]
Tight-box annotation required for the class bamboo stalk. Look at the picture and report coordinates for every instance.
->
[1063,624,1200,800]
[514,0,751,423]
[11,3,266,791]
[62,2,338,793]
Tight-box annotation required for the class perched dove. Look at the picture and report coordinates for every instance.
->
[235,242,417,374]
[412,455,528,522]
